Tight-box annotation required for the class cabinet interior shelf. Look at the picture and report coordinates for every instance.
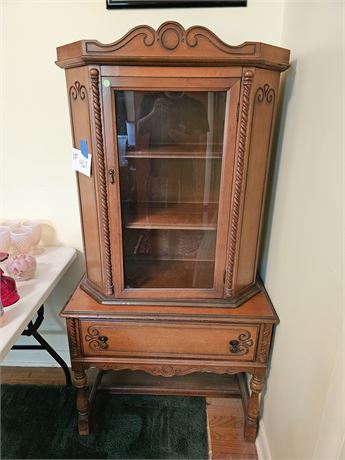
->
[124,229,216,263]
[125,259,215,289]
[123,202,218,230]
[124,145,223,160]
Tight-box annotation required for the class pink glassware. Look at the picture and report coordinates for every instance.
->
[10,228,32,254]
[5,254,37,281]
[0,268,20,307]
[21,220,42,254]
[1,220,21,230]
[0,227,11,253]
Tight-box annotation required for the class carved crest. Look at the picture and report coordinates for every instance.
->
[84,22,256,57]
[56,22,290,71]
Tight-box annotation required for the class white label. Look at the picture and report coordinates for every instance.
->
[72,148,92,177]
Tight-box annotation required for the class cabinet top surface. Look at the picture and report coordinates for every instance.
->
[56,21,290,71]
[61,287,279,324]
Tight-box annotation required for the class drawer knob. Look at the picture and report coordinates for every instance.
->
[229,339,240,353]
[98,335,109,349]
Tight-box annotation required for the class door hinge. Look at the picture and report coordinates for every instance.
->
[236,102,240,121]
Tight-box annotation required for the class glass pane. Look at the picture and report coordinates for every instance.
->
[115,90,226,289]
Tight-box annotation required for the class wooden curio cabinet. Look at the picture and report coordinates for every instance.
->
[57,22,289,441]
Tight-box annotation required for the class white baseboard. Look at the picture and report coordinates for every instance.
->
[1,351,71,367]
[256,420,272,460]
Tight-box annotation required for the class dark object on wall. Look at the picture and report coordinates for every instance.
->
[106,0,247,8]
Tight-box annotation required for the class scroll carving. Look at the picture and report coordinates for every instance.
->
[89,68,113,295]
[86,26,156,53]
[225,70,254,298]
[96,363,245,377]
[232,330,254,356]
[85,326,104,351]
[185,26,255,55]
[85,22,256,57]
[256,84,275,104]
[69,81,86,101]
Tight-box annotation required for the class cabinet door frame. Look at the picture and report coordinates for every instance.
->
[101,66,241,299]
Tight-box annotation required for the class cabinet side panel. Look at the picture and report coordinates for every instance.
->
[65,67,104,290]
[235,68,280,293]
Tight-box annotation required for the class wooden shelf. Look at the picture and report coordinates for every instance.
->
[123,203,218,230]
[125,145,223,159]
[124,259,215,289]
[98,371,241,398]
[124,229,216,262]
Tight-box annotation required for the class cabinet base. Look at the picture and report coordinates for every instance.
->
[80,276,262,309]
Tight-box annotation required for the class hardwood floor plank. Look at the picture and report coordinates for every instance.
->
[207,398,258,460]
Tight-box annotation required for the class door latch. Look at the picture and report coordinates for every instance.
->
[108,168,115,184]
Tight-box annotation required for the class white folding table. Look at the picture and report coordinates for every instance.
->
[0,247,77,384]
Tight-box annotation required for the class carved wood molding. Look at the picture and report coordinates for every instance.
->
[231,330,254,356]
[85,325,109,350]
[225,79,276,299]
[245,369,266,441]
[67,319,79,358]
[73,369,88,388]
[94,363,245,377]
[69,81,86,101]
[57,22,290,70]
[90,68,113,296]
[225,70,254,298]
[258,324,272,363]
[256,83,275,104]
[85,22,256,57]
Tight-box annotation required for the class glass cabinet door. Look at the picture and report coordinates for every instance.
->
[114,89,227,291]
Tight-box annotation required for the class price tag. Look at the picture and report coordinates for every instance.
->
[72,147,92,177]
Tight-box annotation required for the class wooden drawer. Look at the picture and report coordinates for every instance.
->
[80,321,258,361]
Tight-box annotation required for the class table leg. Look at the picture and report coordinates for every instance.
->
[244,368,265,442]
[12,305,72,386]
[74,369,90,435]
[31,329,72,386]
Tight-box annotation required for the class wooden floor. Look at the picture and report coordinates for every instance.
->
[1,367,258,460]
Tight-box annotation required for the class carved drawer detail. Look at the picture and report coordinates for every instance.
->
[80,321,259,361]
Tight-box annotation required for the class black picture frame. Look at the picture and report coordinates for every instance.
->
[106,0,246,8]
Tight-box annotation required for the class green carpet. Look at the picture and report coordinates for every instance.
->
[1,385,208,459]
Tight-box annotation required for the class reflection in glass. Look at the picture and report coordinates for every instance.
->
[115,90,226,289]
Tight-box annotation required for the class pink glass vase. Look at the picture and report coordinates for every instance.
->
[0,268,20,307]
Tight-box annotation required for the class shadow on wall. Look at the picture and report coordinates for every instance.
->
[259,59,297,281]
[35,222,86,326]
[254,61,297,419]
[43,250,85,331]
[40,222,58,246]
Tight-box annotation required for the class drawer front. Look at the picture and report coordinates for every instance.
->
[80,322,258,361]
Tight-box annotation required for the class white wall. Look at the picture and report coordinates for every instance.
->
[260,1,344,458]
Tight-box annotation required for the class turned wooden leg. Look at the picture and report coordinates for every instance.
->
[244,369,265,442]
[74,369,90,435]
